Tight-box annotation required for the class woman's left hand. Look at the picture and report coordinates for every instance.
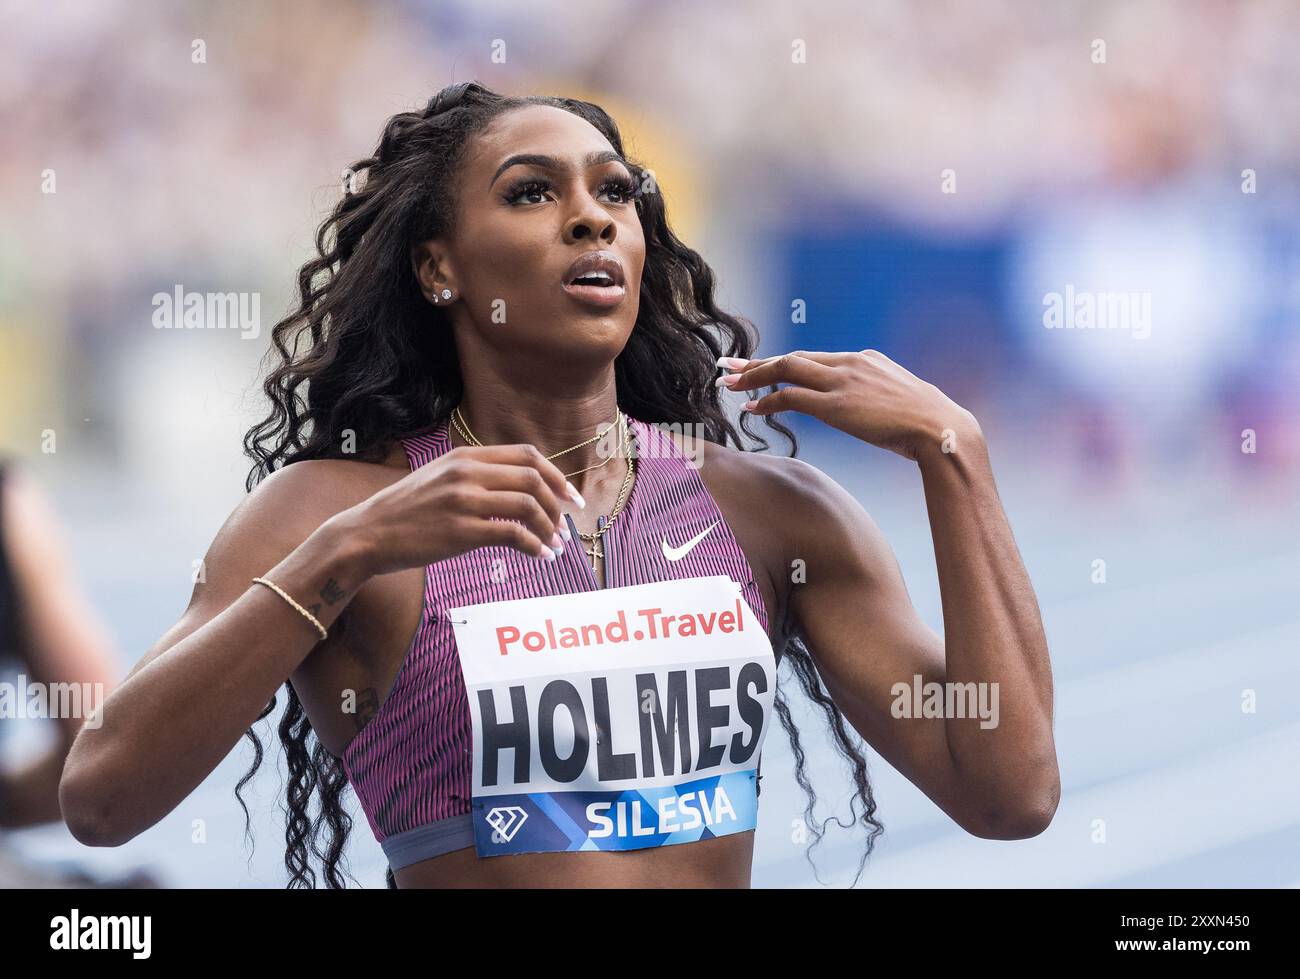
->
[716,349,981,462]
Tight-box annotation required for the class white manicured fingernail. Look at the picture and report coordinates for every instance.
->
[566,480,586,509]
[717,356,749,369]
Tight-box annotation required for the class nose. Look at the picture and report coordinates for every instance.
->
[562,187,617,245]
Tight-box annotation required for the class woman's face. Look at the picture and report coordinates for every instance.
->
[420,104,646,369]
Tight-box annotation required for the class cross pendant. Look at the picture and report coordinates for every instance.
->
[585,515,608,572]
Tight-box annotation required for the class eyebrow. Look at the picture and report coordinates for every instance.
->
[489,149,629,190]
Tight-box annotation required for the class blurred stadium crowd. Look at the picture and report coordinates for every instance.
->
[1,0,1296,491]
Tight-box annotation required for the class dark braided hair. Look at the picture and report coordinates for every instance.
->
[238,81,884,888]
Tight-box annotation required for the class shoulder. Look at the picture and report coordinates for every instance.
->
[215,447,410,560]
[695,429,851,513]
[656,423,862,563]
[700,439,815,506]
[251,455,394,512]
[256,441,409,502]
[686,437,905,639]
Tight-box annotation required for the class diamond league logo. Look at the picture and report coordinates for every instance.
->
[485,805,529,843]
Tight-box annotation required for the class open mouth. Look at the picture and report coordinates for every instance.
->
[561,253,627,309]
[561,277,627,308]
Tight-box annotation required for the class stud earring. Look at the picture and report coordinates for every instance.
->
[432,288,451,304]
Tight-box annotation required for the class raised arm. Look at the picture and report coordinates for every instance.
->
[721,350,1059,838]
[58,461,373,846]
[58,442,579,847]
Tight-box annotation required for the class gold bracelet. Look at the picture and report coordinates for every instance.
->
[251,576,328,641]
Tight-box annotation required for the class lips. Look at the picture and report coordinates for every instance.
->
[561,249,627,310]
[563,250,625,287]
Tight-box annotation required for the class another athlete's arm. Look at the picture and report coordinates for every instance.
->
[0,466,118,828]
[728,350,1058,839]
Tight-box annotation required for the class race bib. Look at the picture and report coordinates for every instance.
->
[448,575,776,856]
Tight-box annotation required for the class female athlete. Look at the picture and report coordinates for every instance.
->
[59,82,1059,888]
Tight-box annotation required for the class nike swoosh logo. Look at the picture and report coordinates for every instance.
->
[662,520,720,562]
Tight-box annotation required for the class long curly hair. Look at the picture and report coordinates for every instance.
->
[238,81,884,888]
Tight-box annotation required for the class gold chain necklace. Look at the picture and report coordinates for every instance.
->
[449,405,637,574]
[573,413,635,570]
[451,404,619,478]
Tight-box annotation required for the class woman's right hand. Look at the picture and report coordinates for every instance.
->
[344,443,584,577]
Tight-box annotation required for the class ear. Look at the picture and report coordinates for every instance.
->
[410,239,456,305]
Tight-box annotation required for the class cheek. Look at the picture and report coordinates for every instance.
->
[462,221,554,297]
[624,219,646,277]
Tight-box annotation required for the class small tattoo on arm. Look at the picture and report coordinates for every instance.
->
[320,578,345,605]
[305,580,346,626]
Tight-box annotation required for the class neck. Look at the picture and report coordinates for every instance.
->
[447,385,630,499]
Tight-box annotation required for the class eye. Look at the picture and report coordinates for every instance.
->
[502,172,641,207]
[600,173,640,205]
[502,177,552,206]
